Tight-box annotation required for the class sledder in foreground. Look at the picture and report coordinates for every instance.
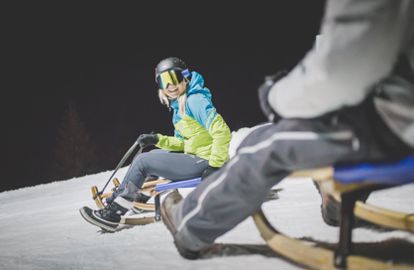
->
[160,0,414,269]
[80,57,232,232]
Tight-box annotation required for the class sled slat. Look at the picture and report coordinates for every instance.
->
[133,202,155,211]
[120,216,155,225]
[112,178,120,188]
[290,167,333,180]
[142,179,170,188]
[91,186,105,209]
[355,202,414,232]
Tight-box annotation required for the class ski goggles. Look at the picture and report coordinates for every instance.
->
[156,69,190,89]
[156,70,183,89]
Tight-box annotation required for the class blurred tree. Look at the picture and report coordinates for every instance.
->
[50,102,98,180]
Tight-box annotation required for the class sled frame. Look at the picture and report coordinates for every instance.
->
[252,167,414,269]
[252,209,413,270]
[291,168,414,233]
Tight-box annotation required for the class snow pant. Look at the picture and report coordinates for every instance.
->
[107,149,209,203]
[174,99,414,251]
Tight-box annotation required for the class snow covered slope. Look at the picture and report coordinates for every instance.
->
[0,127,413,270]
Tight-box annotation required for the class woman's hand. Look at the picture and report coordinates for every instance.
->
[137,133,159,148]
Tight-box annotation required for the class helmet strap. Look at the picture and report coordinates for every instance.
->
[182,69,191,79]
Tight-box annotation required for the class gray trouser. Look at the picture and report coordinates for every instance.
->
[174,103,410,250]
[109,149,209,202]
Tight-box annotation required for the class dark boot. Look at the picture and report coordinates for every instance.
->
[80,201,128,232]
[107,177,155,205]
[135,192,151,203]
[160,190,202,260]
[313,180,371,227]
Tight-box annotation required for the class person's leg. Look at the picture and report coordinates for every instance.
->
[163,116,383,254]
[111,149,209,203]
[80,150,209,232]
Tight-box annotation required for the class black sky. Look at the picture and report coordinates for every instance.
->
[3,2,325,191]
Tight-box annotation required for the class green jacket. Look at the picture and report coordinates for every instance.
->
[155,71,231,168]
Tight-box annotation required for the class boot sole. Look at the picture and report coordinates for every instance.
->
[160,199,177,235]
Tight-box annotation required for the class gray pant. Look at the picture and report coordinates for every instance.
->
[174,102,411,250]
[109,149,209,203]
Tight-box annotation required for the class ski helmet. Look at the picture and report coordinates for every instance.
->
[155,57,191,89]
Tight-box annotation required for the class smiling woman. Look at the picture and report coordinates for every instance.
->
[156,57,191,115]
[79,56,233,232]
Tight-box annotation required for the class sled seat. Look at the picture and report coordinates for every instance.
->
[254,155,414,269]
[335,155,414,185]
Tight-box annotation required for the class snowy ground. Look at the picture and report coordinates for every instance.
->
[1,127,413,270]
[1,170,413,270]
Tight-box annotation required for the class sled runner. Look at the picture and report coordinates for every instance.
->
[253,155,414,269]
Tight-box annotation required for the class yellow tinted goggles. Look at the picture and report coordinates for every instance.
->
[156,70,184,89]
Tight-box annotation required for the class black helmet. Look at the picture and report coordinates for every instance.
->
[156,57,187,75]
[155,57,191,89]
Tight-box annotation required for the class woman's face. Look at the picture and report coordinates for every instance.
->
[162,80,187,99]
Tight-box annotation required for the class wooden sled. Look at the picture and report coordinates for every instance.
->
[91,178,169,209]
[120,201,158,226]
[122,178,202,225]
[290,160,414,233]
[91,177,202,226]
[253,155,414,269]
[252,210,413,270]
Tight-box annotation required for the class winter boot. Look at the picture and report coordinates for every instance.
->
[80,201,129,232]
[313,180,371,227]
[106,176,156,205]
[161,190,202,259]
[135,191,151,203]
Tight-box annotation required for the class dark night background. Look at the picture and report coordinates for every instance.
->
[3,2,325,192]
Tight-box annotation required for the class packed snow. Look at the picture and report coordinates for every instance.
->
[0,126,413,270]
